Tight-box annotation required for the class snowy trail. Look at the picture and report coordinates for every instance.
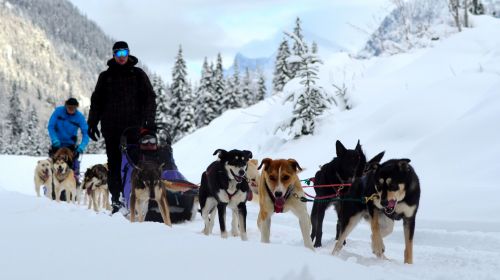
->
[1,189,499,280]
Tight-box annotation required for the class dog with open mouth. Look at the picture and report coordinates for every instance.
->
[257,158,314,250]
[332,157,420,264]
[199,149,252,240]
[52,148,77,203]
[34,158,53,198]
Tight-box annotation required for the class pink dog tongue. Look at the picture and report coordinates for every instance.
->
[387,200,396,208]
[274,197,285,213]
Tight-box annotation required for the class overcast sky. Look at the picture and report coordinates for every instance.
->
[68,0,388,82]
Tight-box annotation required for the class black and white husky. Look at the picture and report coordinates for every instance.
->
[199,149,252,240]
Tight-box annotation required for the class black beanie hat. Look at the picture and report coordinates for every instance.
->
[65,97,79,106]
[112,41,129,51]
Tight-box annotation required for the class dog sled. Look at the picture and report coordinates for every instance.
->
[120,126,198,224]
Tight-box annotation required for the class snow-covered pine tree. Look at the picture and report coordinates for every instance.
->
[241,67,254,107]
[256,72,267,103]
[170,45,189,141]
[212,53,226,115]
[222,59,243,110]
[21,104,46,156]
[195,57,218,127]
[6,84,24,154]
[273,38,291,94]
[288,17,306,79]
[177,81,196,141]
[312,41,318,54]
[7,83,23,140]
[279,31,333,139]
[152,73,172,143]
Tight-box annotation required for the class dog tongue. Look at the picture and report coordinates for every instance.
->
[274,197,285,213]
[387,200,396,208]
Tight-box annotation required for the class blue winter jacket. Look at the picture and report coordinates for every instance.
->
[47,106,89,152]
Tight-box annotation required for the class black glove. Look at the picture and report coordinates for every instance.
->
[88,126,100,141]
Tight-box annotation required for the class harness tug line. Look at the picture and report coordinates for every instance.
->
[298,177,378,204]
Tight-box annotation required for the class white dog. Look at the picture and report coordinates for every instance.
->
[34,159,53,197]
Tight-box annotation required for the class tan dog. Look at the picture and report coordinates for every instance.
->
[52,147,76,203]
[81,164,110,212]
[257,158,314,250]
[34,158,53,197]
[130,161,172,226]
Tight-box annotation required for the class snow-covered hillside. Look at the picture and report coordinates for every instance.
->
[1,12,500,280]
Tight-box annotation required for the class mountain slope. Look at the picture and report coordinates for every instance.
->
[174,15,500,223]
[0,0,113,126]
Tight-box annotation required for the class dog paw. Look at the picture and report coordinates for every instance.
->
[371,240,385,258]
[332,242,343,255]
[231,229,239,237]
[202,227,210,236]
[221,231,228,239]
[240,233,248,241]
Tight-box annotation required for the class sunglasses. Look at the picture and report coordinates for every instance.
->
[140,137,157,145]
[114,48,129,58]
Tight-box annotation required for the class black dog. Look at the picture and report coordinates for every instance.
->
[333,157,420,264]
[310,140,366,248]
[199,149,252,241]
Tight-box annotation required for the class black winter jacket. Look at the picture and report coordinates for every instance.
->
[88,55,156,138]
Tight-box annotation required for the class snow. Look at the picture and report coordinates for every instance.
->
[2,14,500,280]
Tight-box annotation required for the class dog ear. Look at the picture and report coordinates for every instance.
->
[287,159,303,172]
[47,158,52,164]
[258,158,272,171]
[369,151,385,165]
[398,159,411,172]
[355,139,362,152]
[336,140,347,157]
[243,150,253,159]
[213,149,227,159]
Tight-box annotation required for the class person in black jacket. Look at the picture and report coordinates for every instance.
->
[87,41,156,214]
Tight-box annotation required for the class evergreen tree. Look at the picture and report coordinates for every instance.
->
[212,53,226,115]
[177,82,196,140]
[312,41,318,54]
[241,67,253,107]
[289,17,306,79]
[170,45,189,141]
[195,57,218,127]
[279,31,333,139]
[22,104,46,156]
[273,38,291,93]
[7,83,23,140]
[222,59,243,109]
[152,73,171,143]
[256,72,267,103]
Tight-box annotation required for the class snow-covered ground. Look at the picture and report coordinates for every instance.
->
[1,15,500,280]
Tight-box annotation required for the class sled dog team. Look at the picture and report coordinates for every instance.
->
[35,147,110,212]
[34,140,421,264]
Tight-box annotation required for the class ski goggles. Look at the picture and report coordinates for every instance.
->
[140,136,157,145]
[114,48,129,58]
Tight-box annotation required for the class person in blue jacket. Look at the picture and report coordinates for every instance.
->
[48,97,89,177]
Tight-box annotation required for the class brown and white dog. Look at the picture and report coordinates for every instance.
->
[257,158,314,250]
[34,158,53,197]
[52,147,76,203]
[130,161,172,226]
[81,164,110,212]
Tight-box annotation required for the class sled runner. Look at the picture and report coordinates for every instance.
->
[120,126,198,223]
